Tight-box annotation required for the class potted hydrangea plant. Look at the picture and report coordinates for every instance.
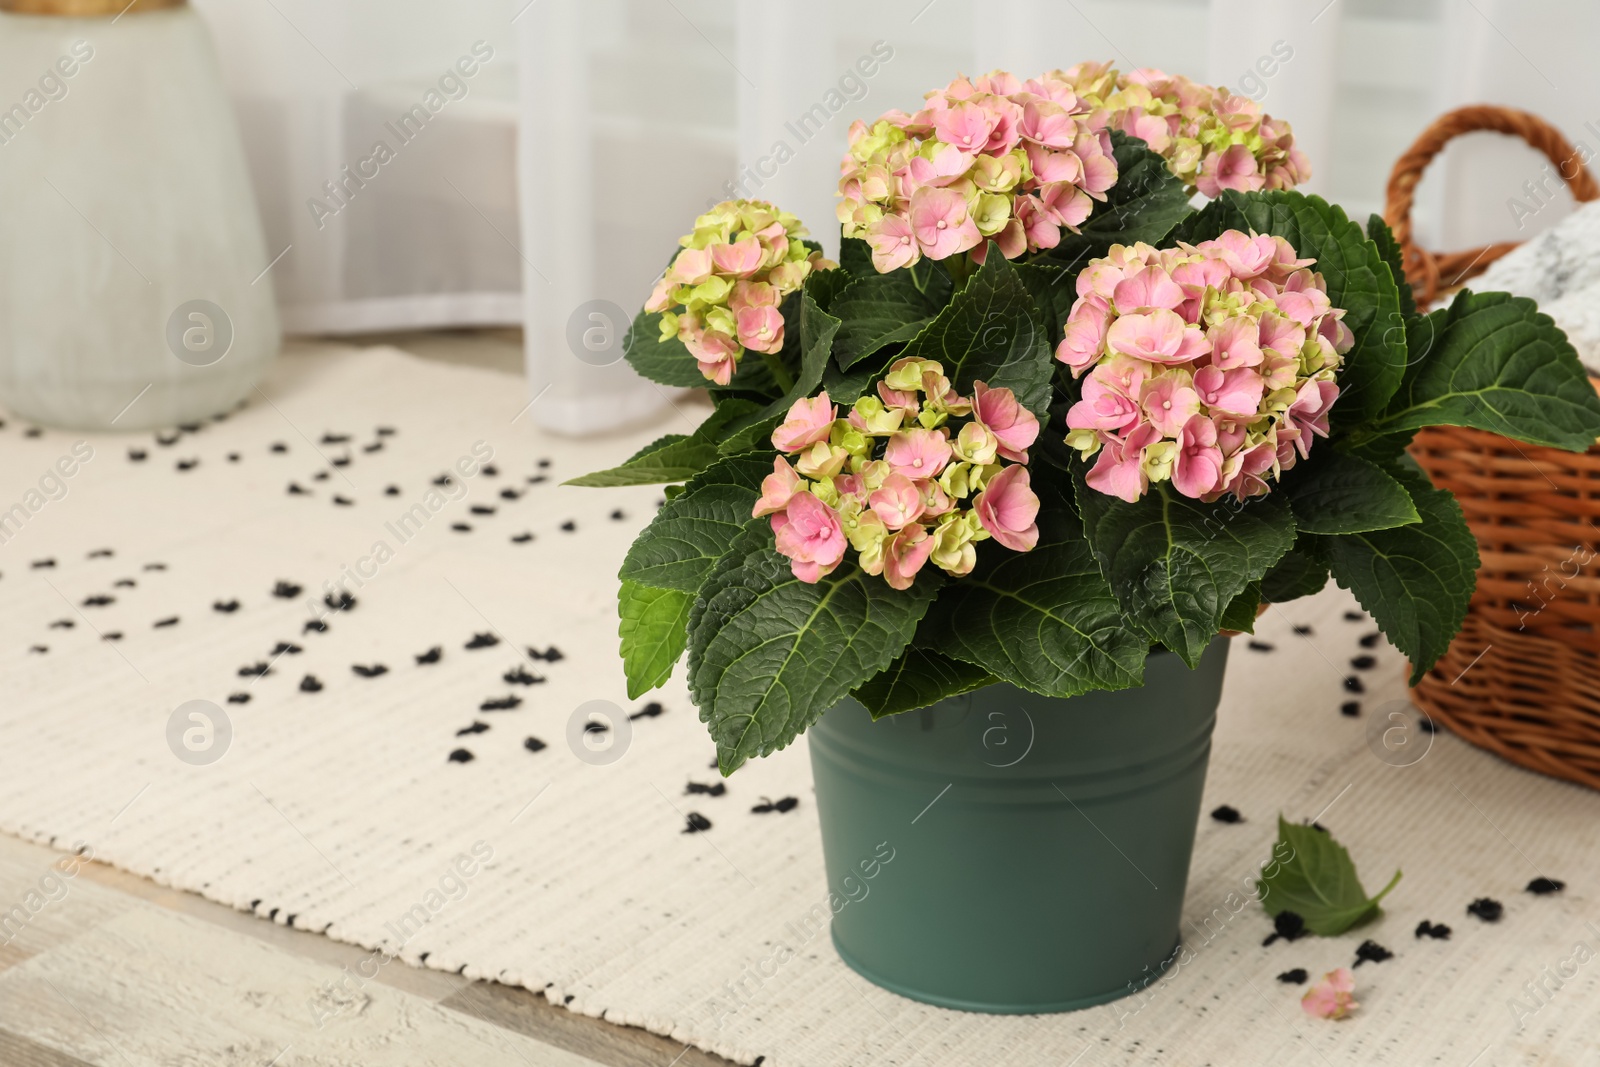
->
[571,65,1600,1012]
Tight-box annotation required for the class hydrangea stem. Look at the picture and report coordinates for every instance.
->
[945,253,977,289]
[761,350,796,394]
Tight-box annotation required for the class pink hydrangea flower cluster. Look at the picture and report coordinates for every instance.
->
[836,70,1118,273]
[1059,61,1310,197]
[645,200,835,385]
[752,359,1043,589]
[1061,230,1353,503]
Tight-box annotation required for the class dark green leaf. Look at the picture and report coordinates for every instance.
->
[803,261,853,313]
[853,648,994,719]
[831,259,952,369]
[896,250,1053,417]
[822,360,880,405]
[839,236,875,279]
[1077,475,1296,667]
[924,480,1149,695]
[623,307,710,388]
[1258,816,1402,937]
[617,453,770,593]
[1182,191,1406,424]
[618,580,691,699]
[566,399,764,487]
[1366,214,1417,318]
[1042,131,1193,271]
[687,526,940,773]
[1015,261,1080,349]
[1324,464,1479,683]
[1282,450,1419,534]
[1258,540,1329,604]
[1368,289,1600,451]
[1219,583,1261,633]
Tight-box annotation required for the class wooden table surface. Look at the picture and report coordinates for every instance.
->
[0,830,733,1067]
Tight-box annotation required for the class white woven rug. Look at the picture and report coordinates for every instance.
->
[1,345,1596,1067]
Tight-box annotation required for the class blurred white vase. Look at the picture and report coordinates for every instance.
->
[0,0,280,431]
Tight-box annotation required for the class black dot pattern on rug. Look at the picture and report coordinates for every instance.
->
[213,600,240,613]
[629,701,664,720]
[88,548,113,559]
[470,505,495,516]
[1247,640,1273,652]
[352,664,388,678]
[1416,920,1451,940]
[559,520,576,532]
[1340,701,1360,717]
[1527,877,1566,895]
[320,432,350,445]
[288,483,309,495]
[415,646,442,665]
[523,737,546,752]
[313,471,329,482]
[503,666,543,686]
[683,813,711,833]
[1468,897,1504,922]
[272,581,302,599]
[1292,624,1313,636]
[456,722,489,736]
[299,675,323,693]
[511,532,533,544]
[271,642,302,656]
[1277,968,1308,984]
[153,616,179,628]
[1210,804,1243,824]
[1343,611,1364,622]
[227,452,240,462]
[103,632,122,642]
[432,474,452,487]
[480,695,521,712]
[377,426,396,437]
[1349,655,1376,671]
[1358,632,1381,649]
[1343,676,1365,693]
[333,495,354,507]
[583,719,608,735]
[128,448,147,461]
[1353,939,1393,967]
[363,441,383,453]
[113,578,136,588]
[384,485,400,496]
[176,458,198,472]
[304,619,329,634]
[49,620,73,629]
[528,645,563,662]
[465,633,499,650]
[239,662,271,678]
[31,559,56,569]
[448,748,474,763]
[752,797,799,814]
[500,488,522,501]
[143,562,167,571]
[1417,716,1437,734]
[30,646,47,655]
[83,595,113,607]
[270,442,288,453]
[451,523,472,533]
[537,458,551,469]
[227,693,251,704]
[609,509,626,521]
[324,592,355,612]
[527,475,548,485]
[155,432,179,446]
[686,782,725,797]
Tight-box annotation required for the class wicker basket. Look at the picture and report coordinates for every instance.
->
[1384,105,1600,790]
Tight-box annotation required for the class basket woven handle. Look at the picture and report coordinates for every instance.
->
[1383,105,1600,305]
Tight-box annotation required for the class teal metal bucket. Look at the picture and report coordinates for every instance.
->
[806,639,1230,1014]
